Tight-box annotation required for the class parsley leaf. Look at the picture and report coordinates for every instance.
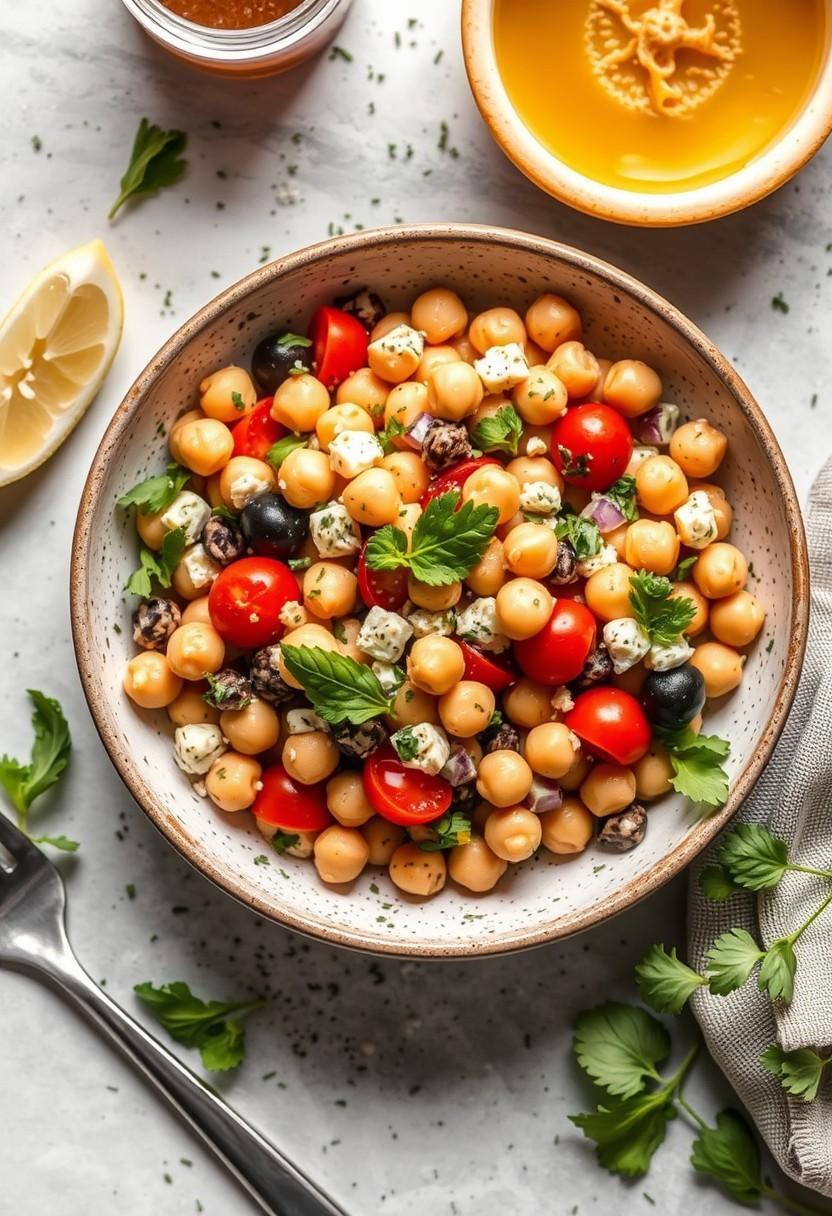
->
[655,726,730,808]
[117,463,189,515]
[377,417,405,454]
[0,690,72,829]
[634,945,707,1016]
[109,118,187,219]
[276,332,312,349]
[758,939,797,1003]
[134,981,265,1072]
[604,475,639,522]
[271,829,301,855]
[124,527,186,597]
[629,570,696,647]
[365,491,498,586]
[417,810,472,852]
[279,645,392,725]
[555,508,603,560]
[718,824,789,891]
[573,1002,669,1099]
[704,928,764,995]
[392,726,420,762]
[267,433,307,468]
[760,1045,831,1103]
[570,1089,676,1177]
[470,405,523,456]
[30,834,80,852]
[690,1110,763,1205]
[698,865,739,901]
[673,555,698,582]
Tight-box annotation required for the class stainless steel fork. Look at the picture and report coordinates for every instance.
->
[0,813,347,1216]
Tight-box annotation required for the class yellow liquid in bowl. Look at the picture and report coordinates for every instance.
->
[493,0,826,193]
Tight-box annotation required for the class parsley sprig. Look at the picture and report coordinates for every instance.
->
[365,491,498,587]
[655,726,730,808]
[267,433,307,468]
[555,507,603,560]
[279,645,392,725]
[124,527,186,597]
[470,405,523,456]
[109,119,187,219]
[0,690,77,851]
[629,570,696,646]
[134,981,265,1072]
[416,810,472,852]
[603,474,639,522]
[118,463,189,515]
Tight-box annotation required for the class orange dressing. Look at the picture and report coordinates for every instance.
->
[160,0,299,29]
[493,0,826,193]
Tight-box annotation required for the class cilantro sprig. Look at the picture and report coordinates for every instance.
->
[629,570,696,646]
[117,463,189,515]
[109,119,187,220]
[0,690,77,851]
[365,491,498,587]
[470,405,523,456]
[761,1046,832,1103]
[124,527,186,597]
[279,645,392,726]
[134,981,265,1072]
[655,726,730,808]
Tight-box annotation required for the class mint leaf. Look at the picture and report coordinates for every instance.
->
[109,119,187,219]
[118,463,190,515]
[573,1003,669,1099]
[635,945,707,1015]
[718,824,789,892]
[279,645,392,726]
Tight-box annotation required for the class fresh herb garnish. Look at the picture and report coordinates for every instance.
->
[634,944,707,1014]
[267,433,308,468]
[470,405,523,456]
[365,491,498,587]
[117,463,189,515]
[276,332,312,349]
[761,1046,832,1103]
[604,475,639,522]
[134,981,265,1072]
[109,119,187,219]
[0,691,77,850]
[629,570,696,647]
[124,527,186,597]
[771,292,790,314]
[279,645,392,726]
[672,555,698,582]
[230,390,245,411]
[202,672,250,709]
[288,557,312,572]
[654,726,730,808]
[417,810,473,852]
[392,727,420,762]
[555,507,603,560]
[377,416,405,455]
[271,829,301,855]
[557,445,593,479]
[573,1002,670,1100]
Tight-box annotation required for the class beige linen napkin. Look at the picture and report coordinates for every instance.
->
[688,458,832,1195]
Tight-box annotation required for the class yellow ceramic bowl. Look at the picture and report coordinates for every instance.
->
[462,0,832,227]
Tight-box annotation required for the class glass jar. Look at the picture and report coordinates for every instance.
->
[120,0,353,77]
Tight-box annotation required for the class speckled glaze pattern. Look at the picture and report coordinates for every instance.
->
[70,224,808,957]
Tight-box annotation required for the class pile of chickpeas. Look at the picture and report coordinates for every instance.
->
[121,284,765,901]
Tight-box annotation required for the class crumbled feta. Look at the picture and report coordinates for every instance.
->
[627,445,660,472]
[227,472,273,510]
[652,403,680,444]
[369,322,425,361]
[455,597,511,653]
[356,606,414,662]
[279,600,308,630]
[474,342,529,393]
[406,607,457,639]
[390,723,451,776]
[525,436,548,457]
[520,480,561,515]
[603,618,651,674]
[255,817,315,857]
[328,431,385,479]
[551,686,575,714]
[173,724,226,775]
[160,491,211,544]
[371,661,405,695]
[309,500,362,558]
[577,543,618,579]
[674,490,718,550]
[285,708,329,734]
[181,543,221,590]
[645,638,694,672]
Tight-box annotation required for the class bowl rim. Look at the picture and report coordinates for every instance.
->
[70,222,809,958]
[461,0,832,228]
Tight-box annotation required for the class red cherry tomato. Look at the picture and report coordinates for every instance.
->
[564,687,652,766]
[363,746,453,826]
[551,403,634,492]
[231,398,284,461]
[459,642,517,692]
[309,306,369,390]
[208,557,297,649]
[514,599,597,686]
[421,456,500,506]
[357,545,409,611]
[252,765,332,832]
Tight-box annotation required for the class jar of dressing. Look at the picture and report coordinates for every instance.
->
[120,0,353,77]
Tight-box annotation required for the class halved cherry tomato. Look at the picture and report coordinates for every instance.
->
[564,687,651,766]
[309,306,369,390]
[514,599,597,686]
[252,764,332,831]
[459,641,517,692]
[363,745,453,826]
[231,398,284,461]
[420,456,500,506]
[551,403,633,492]
[208,556,297,649]
[357,545,409,611]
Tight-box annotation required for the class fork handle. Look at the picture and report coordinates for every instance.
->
[36,950,347,1216]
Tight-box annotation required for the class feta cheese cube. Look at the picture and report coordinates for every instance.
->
[519,480,561,515]
[455,597,510,653]
[551,686,575,714]
[474,342,529,393]
[371,661,405,694]
[285,708,329,734]
[390,723,451,776]
[181,543,221,590]
[356,606,414,662]
[160,491,211,544]
[627,445,659,472]
[227,471,273,510]
[651,403,680,445]
[328,431,385,479]
[173,724,226,775]
[577,543,618,579]
[645,638,694,672]
[603,618,651,674]
[368,323,425,362]
[525,436,548,457]
[406,607,457,638]
[279,600,308,630]
[309,500,362,558]
[674,490,718,550]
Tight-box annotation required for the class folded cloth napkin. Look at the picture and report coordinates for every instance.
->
[688,459,832,1196]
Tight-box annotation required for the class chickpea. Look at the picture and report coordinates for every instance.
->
[635,455,689,515]
[484,805,542,863]
[136,509,166,551]
[460,466,519,527]
[512,366,568,425]
[278,447,337,509]
[314,825,370,884]
[504,678,553,728]
[634,744,674,801]
[624,519,680,576]
[669,581,709,636]
[546,342,599,400]
[279,623,340,688]
[438,681,495,737]
[496,578,553,639]
[381,451,430,504]
[205,752,262,813]
[504,522,559,578]
[603,360,662,418]
[166,622,225,681]
[525,722,580,779]
[691,642,745,697]
[283,731,339,785]
[407,578,462,614]
[587,357,612,401]
[326,771,375,827]
[692,542,748,599]
[689,481,733,540]
[384,380,432,440]
[301,561,357,621]
[270,373,329,432]
[175,418,234,477]
[335,367,389,424]
[168,684,220,726]
[709,590,765,647]
[361,816,406,866]
[182,596,212,626]
[407,635,465,696]
[469,306,526,353]
[580,763,637,816]
[220,698,280,755]
[416,344,459,384]
[539,797,595,855]
[524,294,582,352]
[168,409,204,464]
[199,365,257,423]
[466,536,507,596]
[448,835,508,891]
[371,312,410,342]
[584,563,634,622]
[388,842,446,896]
[476,749,533,807]
[386,680,439,729]
[342,467,401,527]
[218,456,276,509]
[204,473,224,509]
[670,419,728,478]
[411,287,468,344]
[123,651,183,708]
[396,502,422,543]
[560,750,593,791]
[315,402,375,451]
[449,331,479,364]
[606,522,629,561]
[368,330,423,385]
[333,617,369,666]
[506,455,562,491]
[427,360,484,421]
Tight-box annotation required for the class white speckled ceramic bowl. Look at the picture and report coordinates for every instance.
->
[71,224,808,957]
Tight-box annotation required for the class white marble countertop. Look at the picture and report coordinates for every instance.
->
[2,1,832,1213]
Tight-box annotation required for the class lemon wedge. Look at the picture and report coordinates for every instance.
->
[0,240,123,487]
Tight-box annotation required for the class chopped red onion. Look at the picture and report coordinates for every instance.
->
[440,745,477,787]
[526,777,563,815]
[581,495,627,534]
[636,403,679,446]
[404,412,435,450]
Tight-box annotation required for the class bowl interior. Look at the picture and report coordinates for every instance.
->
[73,227,805,956]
